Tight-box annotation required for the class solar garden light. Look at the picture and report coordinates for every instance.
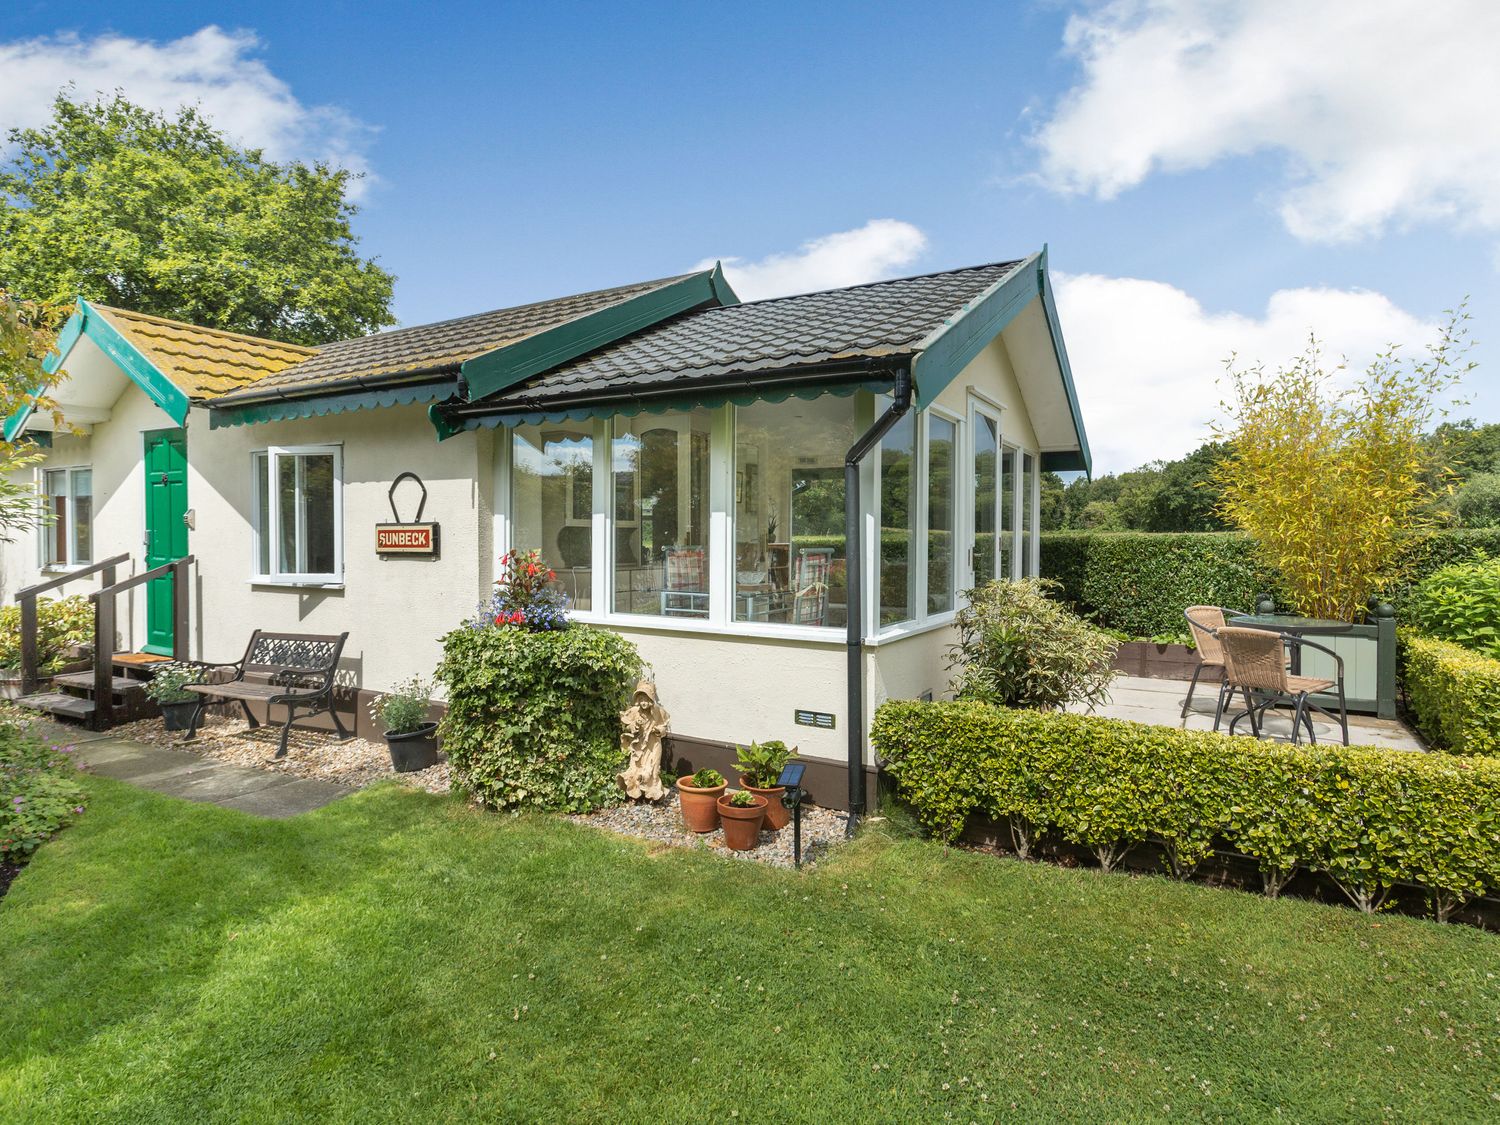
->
[778,762,807,868]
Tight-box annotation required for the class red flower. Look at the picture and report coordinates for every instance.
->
[494,614,505,625]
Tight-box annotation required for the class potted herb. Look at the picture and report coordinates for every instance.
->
[734,740,798,830]
[716,789,768,851]
[676,767,726,833]
[370,676,439,773]
[145,665,203,731]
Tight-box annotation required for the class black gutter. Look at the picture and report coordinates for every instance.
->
[843,365,913,826]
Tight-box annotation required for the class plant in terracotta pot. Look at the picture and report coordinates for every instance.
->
[370,676,440,773]
[145,664,204,732]
[716,789,768,851]
[734,740,798,830]
[676,767,726,833]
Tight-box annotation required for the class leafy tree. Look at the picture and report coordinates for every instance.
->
[1212,316,1474,620]
[1427,418,1500,482]
[1141,441,1232,532]
[0,292,65,537]
[1039,470,1067,530]
[0,92,395,345]
[1455,472,1500,528]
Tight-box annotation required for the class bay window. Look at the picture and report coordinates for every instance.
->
[511,422,594,611]
[42,467,92,567]
[926,414,957,615]
[252,446,342,584]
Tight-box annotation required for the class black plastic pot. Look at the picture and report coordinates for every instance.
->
[160,700,198,732]
[385,721,440,773]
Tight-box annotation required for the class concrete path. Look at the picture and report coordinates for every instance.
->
[1069,674,1425,751]
[25,717,350,818]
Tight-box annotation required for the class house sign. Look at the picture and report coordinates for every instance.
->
[377,471,440,557]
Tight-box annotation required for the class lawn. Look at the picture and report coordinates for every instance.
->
[2,780,1497,1122]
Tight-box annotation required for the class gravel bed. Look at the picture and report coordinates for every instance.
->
[570,790,849,869]
[111,714,452,794]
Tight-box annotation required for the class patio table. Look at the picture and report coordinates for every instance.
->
[1225,613,1353,675]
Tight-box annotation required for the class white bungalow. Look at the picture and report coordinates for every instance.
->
[2,250,1090,810]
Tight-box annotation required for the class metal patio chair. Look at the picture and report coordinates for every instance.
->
[1217,626,1350,745]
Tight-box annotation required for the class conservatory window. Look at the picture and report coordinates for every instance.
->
[733,395,856,628]
[252,446,342,584]
[611,409,713,618]
[926,414,957,615]
[877,407,918,627]
[1020,451,1036,577]
[41,467,92,567]
[511,422,594,611]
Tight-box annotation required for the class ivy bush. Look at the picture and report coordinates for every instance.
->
[1402,634,1500,757]
[871,699,1500,921]
[1,721,86,862]
[1041,528,1500,636]
[436,624,640,812]
[1403,558,1500,658]
[0,594,94,675]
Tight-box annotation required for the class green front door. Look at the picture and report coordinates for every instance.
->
[144,428,188,654]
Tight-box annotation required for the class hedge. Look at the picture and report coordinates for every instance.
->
[872,699,1500,920]
[436,624,641,812]
[1041,528,1500,636]
[1402,633,1500,757]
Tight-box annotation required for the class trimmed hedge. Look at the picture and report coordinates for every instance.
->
[872,699,1500,919]
[436,624,641,812]
[1403,633,1500,757]
[1042,528,1500,636]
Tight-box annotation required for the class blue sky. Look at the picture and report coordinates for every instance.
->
[3,1,1496,471]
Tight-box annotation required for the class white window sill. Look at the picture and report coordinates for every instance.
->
[249,578,345,591]
[40,562,94,574]
[569,612,848,646]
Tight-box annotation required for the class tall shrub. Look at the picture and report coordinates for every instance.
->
[1212,316,1473,620]
[1404,558,1500,658]
[436,625,640,812]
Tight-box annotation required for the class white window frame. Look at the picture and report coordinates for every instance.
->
[251,444,344,587]
[39,465,93,569]
[967,396,1005,591]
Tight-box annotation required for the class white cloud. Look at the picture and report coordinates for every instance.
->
[0,26,374,189]
[1032,0,1500,242]
[1053,272,1439,473]
[699,219,928,301]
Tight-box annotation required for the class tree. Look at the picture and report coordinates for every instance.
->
[1141,441,1232,532]
[1212,315,1474,620]
[0,292,66,537]
[1456,472,1500,528]
[0,92,395,345]
[1427,418,1500,482]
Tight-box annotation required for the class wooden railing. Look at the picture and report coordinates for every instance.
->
[88,555,194,729]
[15,553,130,695]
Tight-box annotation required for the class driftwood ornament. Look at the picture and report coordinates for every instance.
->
[618,679,669,800]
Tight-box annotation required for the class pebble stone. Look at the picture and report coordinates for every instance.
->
[569,790,850,869]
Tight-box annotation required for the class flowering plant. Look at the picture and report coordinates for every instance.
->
[469,549,569,632]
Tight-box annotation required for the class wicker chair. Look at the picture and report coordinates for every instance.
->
[1217,626,1350,745]
[1181,605,1240,723]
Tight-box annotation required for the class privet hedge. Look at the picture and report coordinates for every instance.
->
[1402,634,1500,757]
[1041,528,1500,637]
[872,700,1500,920]
[436,624,641,812]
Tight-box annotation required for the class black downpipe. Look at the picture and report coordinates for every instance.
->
[844,367,913,824]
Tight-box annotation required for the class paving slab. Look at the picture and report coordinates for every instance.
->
[76,743,217,782]
[12,715,115,746]
[213,777,350,818]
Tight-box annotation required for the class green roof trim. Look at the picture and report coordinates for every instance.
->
[1036,245,1092,477]
[434,378,886,433]
[4,298,188,440]
[209,379,456,429]
[460,265,739,402]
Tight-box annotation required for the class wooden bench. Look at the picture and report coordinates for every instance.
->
[184,631,351,757]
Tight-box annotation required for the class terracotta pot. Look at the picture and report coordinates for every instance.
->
[739,777,789,830]
[677,776,727,833]
[717,793,768,851]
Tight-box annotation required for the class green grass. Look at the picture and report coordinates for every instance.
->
[2,780,1497,1122]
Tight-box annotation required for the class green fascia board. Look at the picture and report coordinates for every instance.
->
[1040,450,1089,473]
[79,300,191,425]
[210,379,456,429]
[3,304,87,441]
[460,266,738,402]
[909,253,1043,409]
[1036,246,1092,478]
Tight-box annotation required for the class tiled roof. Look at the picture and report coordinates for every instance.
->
[91,305,316,399]
[217,272,703,400]
[503,261,1025,403]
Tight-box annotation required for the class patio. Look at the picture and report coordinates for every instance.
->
[1069,674,1425,751]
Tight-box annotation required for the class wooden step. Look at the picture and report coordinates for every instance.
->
[51,672,147,696]
[15,691,96,720]
[112,652,174,669]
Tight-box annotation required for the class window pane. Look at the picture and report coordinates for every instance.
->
[927,416,957,614]
[43,469,67,566]
[878,406,917,626]
[253,453,270,575]
[1021,452,1036,578]
[301,454,336,575]
[512,422,592,612]
[276,454,298,573]
[734,395,855,627]
[612,410,712,618]
[973,414,997,586]
[999,447,1016,580]
[71,469,92,564]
